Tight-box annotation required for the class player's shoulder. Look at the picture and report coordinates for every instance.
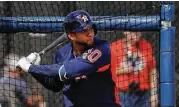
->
[94,37,110,48]
[92,38,111,58]
[93,38,111,55]
[56,43,72,55]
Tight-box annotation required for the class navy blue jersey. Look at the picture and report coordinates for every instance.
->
[29,37,120,107]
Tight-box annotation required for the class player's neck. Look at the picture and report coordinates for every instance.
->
[72,42,85,56]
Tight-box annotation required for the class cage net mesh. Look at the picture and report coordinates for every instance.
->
[0,1,161,107]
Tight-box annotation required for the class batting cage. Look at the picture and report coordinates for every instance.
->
[0,1,175,107]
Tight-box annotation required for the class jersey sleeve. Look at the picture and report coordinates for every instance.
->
[30,72,64,92]
[28,41,111,81]
[29,63,63,77]
[28,50,65,92]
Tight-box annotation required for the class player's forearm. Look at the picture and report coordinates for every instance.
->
[29,62,94,82]
[29,64,63,77]
[30,72,63,92]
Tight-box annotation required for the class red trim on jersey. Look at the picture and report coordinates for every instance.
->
[97,64,110,72]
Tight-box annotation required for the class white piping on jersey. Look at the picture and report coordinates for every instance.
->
[58,65,64,81]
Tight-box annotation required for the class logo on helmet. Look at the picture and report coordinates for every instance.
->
[63,10,97,34]
[76,14,88,23]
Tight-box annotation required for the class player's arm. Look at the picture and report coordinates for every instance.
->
[30,73,64,92]
[18,52,64,92]
[29,52,64,92]
[30,42,110,81]
[18,41,110,81]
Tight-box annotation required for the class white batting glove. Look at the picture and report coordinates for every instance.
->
[27,52,41,65]
[17,57,31,72]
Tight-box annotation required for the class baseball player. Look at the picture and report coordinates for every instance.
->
[17,10,120,107]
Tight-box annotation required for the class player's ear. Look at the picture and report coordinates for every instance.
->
[67,33,75,41]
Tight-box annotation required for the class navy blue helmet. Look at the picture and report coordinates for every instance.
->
[63,10,97,34]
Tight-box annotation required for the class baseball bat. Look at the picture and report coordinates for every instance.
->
[38,33,68,55]
[16,33,68,71]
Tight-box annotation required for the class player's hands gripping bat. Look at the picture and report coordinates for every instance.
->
[16,33,68,72]
[16,33,66,91]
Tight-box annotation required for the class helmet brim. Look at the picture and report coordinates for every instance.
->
[73,21,97,34]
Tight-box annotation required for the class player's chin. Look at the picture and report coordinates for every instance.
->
[87,40,94,46]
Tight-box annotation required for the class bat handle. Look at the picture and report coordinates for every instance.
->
[38,50,45,56]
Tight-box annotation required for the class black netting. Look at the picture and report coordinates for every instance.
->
[0,1,175,107]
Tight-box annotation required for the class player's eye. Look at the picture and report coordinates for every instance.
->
[82,26,94,33]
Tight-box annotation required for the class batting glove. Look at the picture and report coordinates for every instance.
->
[27,52,41,65]
[17,57,31,72]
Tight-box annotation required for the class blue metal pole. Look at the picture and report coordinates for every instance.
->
[160,27,175,107]
[0,16,160,33]
[160,2,175,107]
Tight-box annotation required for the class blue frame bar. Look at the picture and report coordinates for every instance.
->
[0,16,160,33]
[160,2,175,107]
[160,27,175,107]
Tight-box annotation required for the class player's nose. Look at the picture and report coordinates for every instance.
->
[87,30,94,38]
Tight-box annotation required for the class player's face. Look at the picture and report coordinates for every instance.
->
[124,32,141,44]
[71,26,95,46]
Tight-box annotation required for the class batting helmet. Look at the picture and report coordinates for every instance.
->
[63,10,97,34]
